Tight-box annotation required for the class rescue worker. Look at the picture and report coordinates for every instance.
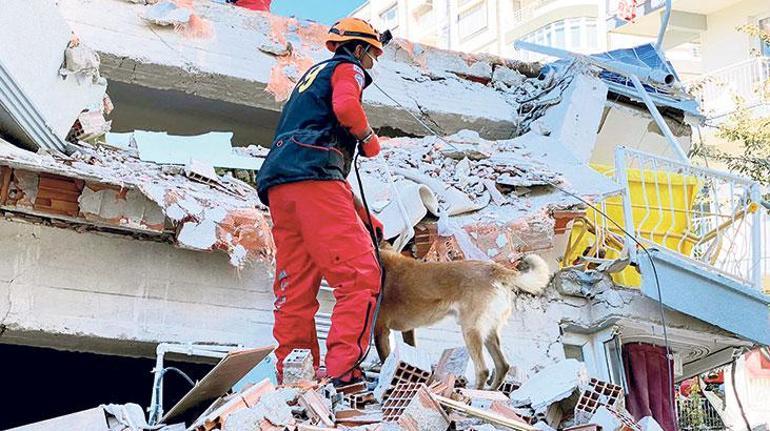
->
[256,18,387,387]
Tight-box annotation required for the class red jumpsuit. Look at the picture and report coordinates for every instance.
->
[269,63,382,383]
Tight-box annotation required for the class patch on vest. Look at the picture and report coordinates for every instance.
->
[353,65,366,90]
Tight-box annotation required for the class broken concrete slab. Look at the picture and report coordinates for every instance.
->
[0,0,106,152]
[509,359,589,411]
[7,407,109,431]
[0,138,275,266]
[56,0,548,140]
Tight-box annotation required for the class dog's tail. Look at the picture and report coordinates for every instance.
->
[497,254,551,296]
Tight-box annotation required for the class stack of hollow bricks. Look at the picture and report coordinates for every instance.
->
[382,383,426,422]
[574,377,624,424]
[283,349,315,385]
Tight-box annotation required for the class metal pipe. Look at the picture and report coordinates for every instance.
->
[656,0,673,51]
[147,343,235,425]
[750,183,763,291]
[615,147,638,262]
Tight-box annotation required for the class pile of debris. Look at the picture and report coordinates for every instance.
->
[13,344,667,431]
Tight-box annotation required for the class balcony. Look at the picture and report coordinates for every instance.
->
[696,57,770,118]
[567,147,770,345]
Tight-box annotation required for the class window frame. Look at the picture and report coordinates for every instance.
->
[457,1,488,40]
[379,2,400,32]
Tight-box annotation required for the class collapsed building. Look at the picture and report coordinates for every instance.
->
[0,0,769,430]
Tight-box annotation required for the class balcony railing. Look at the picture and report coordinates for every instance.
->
[696,57,770,118]
[511,0,559,25]
[614,147,766,292]
[676,396,726,431]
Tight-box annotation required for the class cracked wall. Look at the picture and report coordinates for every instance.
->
[57,0,542,144]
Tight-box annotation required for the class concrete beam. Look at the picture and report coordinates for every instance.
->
[667,10,707,33]
[57,0,537,142]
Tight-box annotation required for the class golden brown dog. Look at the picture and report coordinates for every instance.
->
[374,248,551,389]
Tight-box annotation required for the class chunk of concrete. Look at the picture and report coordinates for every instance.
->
[141,1,192,26]
[397,386,450,431]
[589,406,640,431]
[282,349,315,385]
[0,0,107,149]
[509,359,589,411]
[638,416,664,431]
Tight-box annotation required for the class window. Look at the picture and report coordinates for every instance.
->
[380,4,399,32]
[568,18,583,49]
[564,344,586,362]
[604,338,626,388]
[458,2,487,38]
[586,20,598,48]
[760,17,770,57]
[520,17,598,54]
[554,21,565,48]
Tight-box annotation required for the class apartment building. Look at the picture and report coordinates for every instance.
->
[352,0,768,103]
[607,0,770,117]
[351,0,607,60]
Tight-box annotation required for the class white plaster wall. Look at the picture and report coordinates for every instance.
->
[725,356,770,431]
[0,219,566,373]
[700,0,770,72]
[0,219,745,383]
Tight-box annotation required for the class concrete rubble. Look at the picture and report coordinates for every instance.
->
[2,1,756,431]
[11,346,655,431]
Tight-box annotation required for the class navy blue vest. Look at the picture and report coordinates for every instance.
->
[257,53,373,205]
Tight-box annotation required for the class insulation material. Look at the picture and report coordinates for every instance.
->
[133,131,263,170]
[0,138,274,266]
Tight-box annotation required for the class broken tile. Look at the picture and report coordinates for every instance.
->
[299,390,335,428]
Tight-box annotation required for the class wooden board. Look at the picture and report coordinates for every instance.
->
[161,345,275,423]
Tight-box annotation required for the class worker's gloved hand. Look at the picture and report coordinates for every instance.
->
[359,132,381,158]
[355,204,384,242]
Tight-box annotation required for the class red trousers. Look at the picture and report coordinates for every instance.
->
[268,180,381,381]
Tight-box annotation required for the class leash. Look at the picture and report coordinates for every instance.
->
[334,150,386,381]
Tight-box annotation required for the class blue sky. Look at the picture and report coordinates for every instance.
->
[272,0,366,25]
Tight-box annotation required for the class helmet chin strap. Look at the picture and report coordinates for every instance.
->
[342,45,370,68]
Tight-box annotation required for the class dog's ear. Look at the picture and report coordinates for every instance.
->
[379,240,394,251]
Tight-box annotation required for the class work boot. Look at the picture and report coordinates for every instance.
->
[331,367,364,388]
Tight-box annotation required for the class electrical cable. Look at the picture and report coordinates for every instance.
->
[162,367,196,388]
[729,352,752,431]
